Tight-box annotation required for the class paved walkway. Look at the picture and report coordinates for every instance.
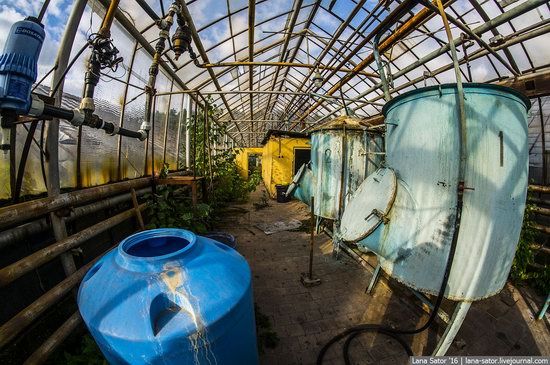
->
[217,186,550,365]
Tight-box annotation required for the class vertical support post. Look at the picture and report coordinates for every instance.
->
[308,196,315,279]
[23,312,82,365]
[193,97,198,179]
[538,98,547,185]
[538,291,550,320]
[191,180,198,207]
[9,124,16,200]
[45,0,88,278]
[162,80,174,166]
[117,41,139,180]
[175,93,185,170]
[131,188,145,230]
[432,301,471,355]
[185,96,192,169]
[366,264,381,294]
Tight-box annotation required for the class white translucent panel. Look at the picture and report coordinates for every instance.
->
[163,92,183,170]
[120,84,147,180]
[521,35,550,68]
[505,43,532,71]
[255,0,292,25]
[188,0,228,30]
[201,18,230,51]
[118,0,155,30]
[313,7,341,34]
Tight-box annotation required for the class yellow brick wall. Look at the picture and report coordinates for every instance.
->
[262,136,310,197]
[234,148,263,179]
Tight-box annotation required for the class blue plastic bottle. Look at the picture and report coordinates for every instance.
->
[0,17,45,114]
[78,229,259,365]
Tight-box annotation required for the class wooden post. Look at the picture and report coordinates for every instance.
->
[131,188,145,230]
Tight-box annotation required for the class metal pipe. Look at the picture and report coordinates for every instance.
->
[154,89,383,106]
[117,41,139,180]
[162,81,174,165]
[0,203,147,286]
[45,0,88,279]
[0,187,151,250]
[0,177,151,231]
[280,0,374,121]
[262,0,304,121]
[320,18,550,133]
[419,0,520,77]
[373,32,391,101]
[175,94,185,169]
[98,0,121,38]
[292,0,429,126]
[197,61,379,77]
[357,0,548,106]
[529,184,550,193]
[177,0,239,125]
[185,97,191,168]
[0,259,94,347]
[23,312,82,365]
[248,0,255,133]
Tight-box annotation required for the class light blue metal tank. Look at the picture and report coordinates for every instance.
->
[78,228,259,364]
[286,162,316,206]
[340,84,530,301]
[310,116,383,220]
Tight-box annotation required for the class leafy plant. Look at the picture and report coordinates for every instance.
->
[255,304,280,354]
[145,186,213,234]
[63,334,106,365]
[253,190,270,210]
[511,199,550,294]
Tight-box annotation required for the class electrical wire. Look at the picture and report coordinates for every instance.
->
[316,194,464,364]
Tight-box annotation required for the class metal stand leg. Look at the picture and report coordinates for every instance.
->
[366,264,382,295]
[538,291,550,320]
[432,301,472,355]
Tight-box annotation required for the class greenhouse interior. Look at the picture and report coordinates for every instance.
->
[0,0,549,364]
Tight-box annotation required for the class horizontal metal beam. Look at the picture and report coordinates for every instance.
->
[197,61,379,77]
[500,68,550,98]
[0,203,147,286]
[0,177,151,231]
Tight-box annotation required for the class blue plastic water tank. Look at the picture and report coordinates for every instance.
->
[78,228,259,365]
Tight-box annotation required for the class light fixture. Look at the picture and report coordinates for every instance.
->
[312,69,323,88]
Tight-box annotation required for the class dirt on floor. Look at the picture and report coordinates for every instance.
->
[216,185,550,365]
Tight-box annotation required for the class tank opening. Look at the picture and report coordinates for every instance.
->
[124,235,190,257]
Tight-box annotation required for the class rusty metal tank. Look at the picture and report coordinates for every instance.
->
[339,84,530,301]
[310,116,383,220]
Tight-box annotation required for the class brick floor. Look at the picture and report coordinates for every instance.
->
[217,186,550,364]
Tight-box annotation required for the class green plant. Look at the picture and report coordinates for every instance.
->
[511,200,550,294]
[253,190,270,210]
[185,98,261,207]
[255,304,279,354]
[145,186,213,234]
[63,334,106,365]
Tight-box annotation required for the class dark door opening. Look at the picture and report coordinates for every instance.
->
[293,148,311,175]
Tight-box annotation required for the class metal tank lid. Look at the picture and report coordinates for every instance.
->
[382,83,531,117]
[310,115,367,132]
[340,167,397,242]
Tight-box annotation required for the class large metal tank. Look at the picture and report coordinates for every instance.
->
[339,84,530,301]
[310,116,383,220]
[78,228,258,364]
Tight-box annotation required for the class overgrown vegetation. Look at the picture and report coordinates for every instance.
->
[255,305,280,353]
[146,98,261,230]
[62,334,106,365]
[510,200,550,294]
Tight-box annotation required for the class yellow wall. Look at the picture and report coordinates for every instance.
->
[234,148,263,179]
[262,136,310,197]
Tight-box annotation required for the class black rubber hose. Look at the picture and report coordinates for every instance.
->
[42,104,74,121]
[117,126,143,139]
[317,194,464,364]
